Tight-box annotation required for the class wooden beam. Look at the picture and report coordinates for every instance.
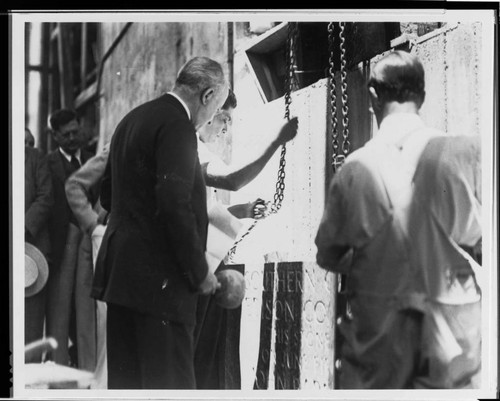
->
[74,81,97,109]
[26,65,55,73]
[50,24,59,41]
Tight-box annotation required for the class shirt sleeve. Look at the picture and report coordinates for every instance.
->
[315,159,391,271]
[65,145,109,235]
[430,136,482,247]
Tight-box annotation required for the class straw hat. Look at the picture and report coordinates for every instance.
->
[215,269,245,309]
[25,243,49,297]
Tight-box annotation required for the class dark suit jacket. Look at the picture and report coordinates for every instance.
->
[92,93,209,325]
[46,148,94,270]
[25,147,54,258]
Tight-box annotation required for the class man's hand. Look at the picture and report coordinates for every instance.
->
[250,198,268,219]
[276,116,299,145]
[198,271,221,295]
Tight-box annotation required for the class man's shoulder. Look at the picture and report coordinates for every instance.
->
[121,94,189,129]
[423,134,481,173]
[342,143,379,171]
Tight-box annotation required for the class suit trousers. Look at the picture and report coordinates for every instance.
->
[193,293,225,389]
[45,223,97,370]
[193,263,243,389]
[106,302,196,389]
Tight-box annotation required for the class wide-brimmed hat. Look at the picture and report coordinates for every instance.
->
[25,243,48,297]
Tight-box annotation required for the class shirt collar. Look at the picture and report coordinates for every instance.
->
[59,147,81,163]
[168,91,191,121]
[375,113,426,146]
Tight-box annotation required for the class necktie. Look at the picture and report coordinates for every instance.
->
[71,155,81,170]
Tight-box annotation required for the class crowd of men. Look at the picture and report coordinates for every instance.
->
[24,51,482,390]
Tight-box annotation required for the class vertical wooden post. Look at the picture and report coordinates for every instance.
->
[57,23,74,109]
[47,24,59,151]
[25,23,31,129]
[38,23,51,154]
[80,23,87,92]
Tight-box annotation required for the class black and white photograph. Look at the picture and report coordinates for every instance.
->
[9,7,498,400]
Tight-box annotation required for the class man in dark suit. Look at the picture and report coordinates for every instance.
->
[25,130,53,361]
[45,109,97,369]
[92,56,227,389]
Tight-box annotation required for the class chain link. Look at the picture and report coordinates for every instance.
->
[328,22,340,172]
[338,22,351,157]
[227,22,298,262]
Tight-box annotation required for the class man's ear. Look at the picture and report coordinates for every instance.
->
[201,87,215,106]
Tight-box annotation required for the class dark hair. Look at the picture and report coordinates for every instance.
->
[222,88,237,110]
[174,57,226,95]
[368,50,425,104]
[48,109,78,132]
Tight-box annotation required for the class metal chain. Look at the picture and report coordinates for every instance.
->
[443,28,448,133]
[328,22,340,172]
[227,22,298,262]
[270,21,298,213]
[333,22,351,386]
[338,22,351,158]
[472,23,480,137]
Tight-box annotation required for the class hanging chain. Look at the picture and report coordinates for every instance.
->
[328,22,340,172]
[270,21,298,214]
[472,23,480,137]
[333,23,352,386]
[443,27,448,133]
[227,22,298,262]
[338,22,351,159]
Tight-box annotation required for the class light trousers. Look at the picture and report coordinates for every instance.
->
[90,224,107,389]
[45,223,97,370]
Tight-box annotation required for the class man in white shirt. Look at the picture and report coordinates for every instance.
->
[315,50,482,389]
